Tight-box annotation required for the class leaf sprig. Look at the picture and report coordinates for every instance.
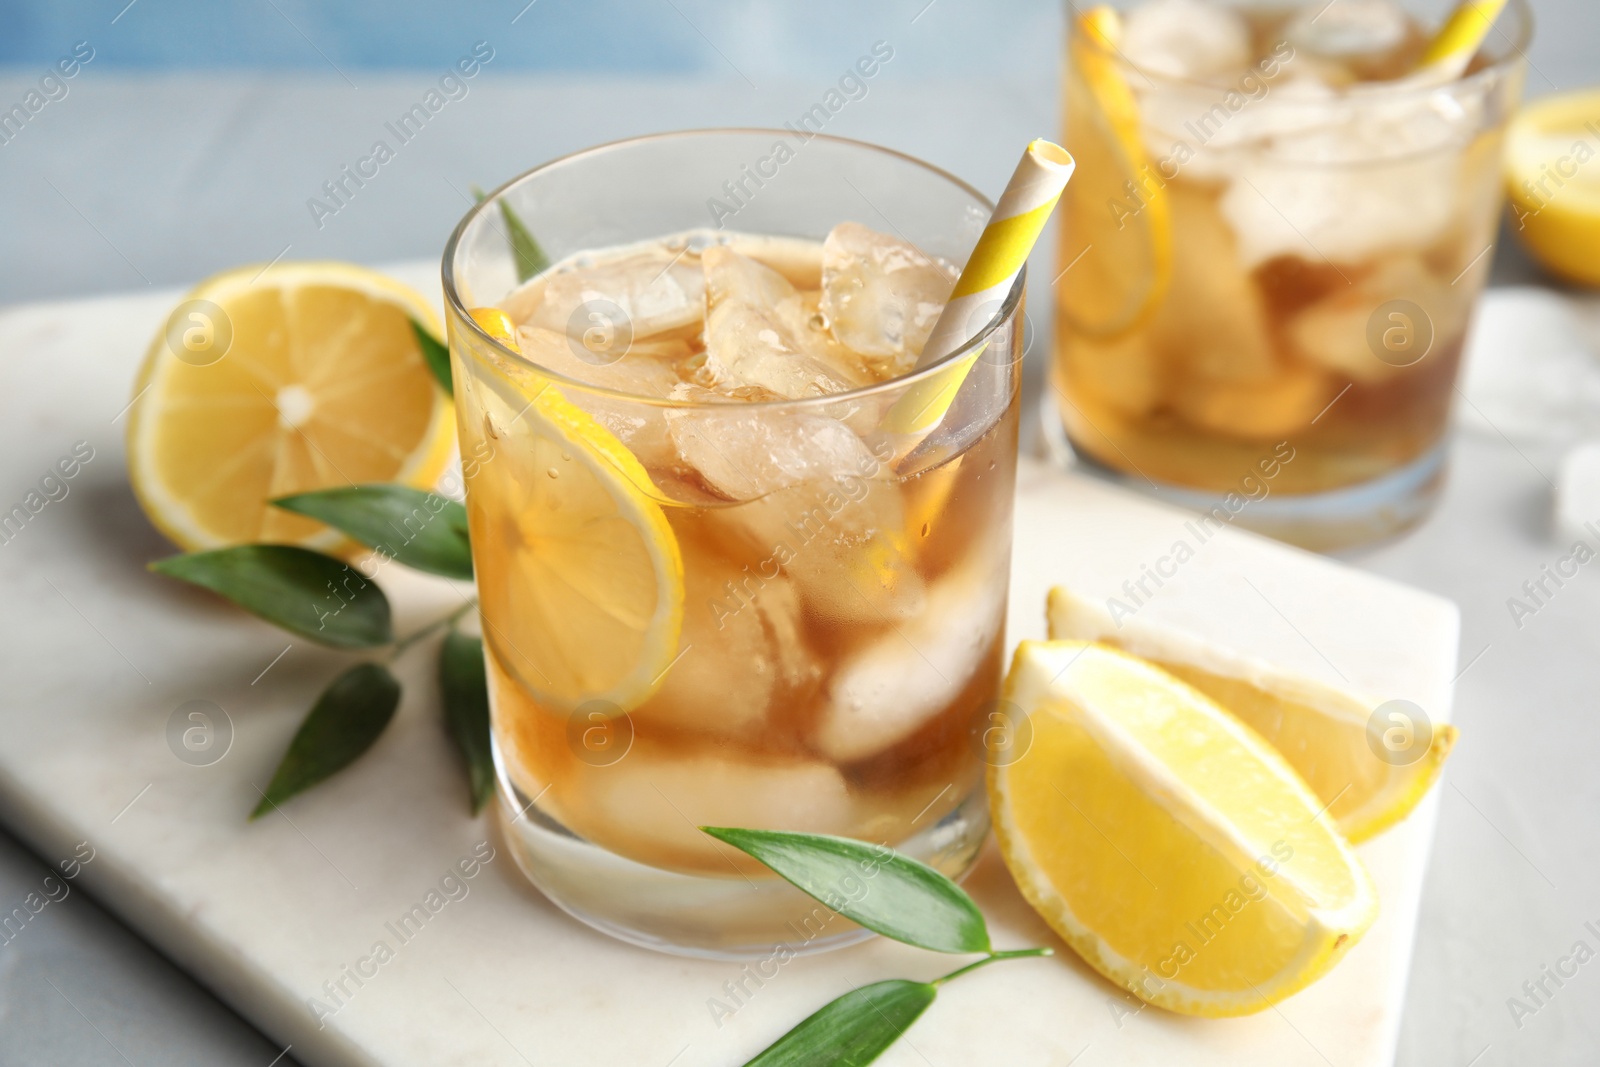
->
[150,466,488,818]
[705,828,1051,1066]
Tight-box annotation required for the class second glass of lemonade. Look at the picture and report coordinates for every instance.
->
[1053,0,1529,550]
[443,131,1022,957]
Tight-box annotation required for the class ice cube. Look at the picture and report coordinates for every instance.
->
[1136,76,1341,184]
[701,468,925,627]
[561,747,859,873]
[1139,71,1350,187]
[1121,0,1250,81]
[1220,121,1465,269]
[1287,256,1464,384]
[702,246,872,399]
[705,242,795,308]
[710,302,851,403]
[813,553,1007,763]
[1170,364,1334,439]
[820,222,955,375]
[513,324,684,471]
[1284,0,1409,65]
[1557,441,1600,543]
[507,245,706,342]
[669,402,883,500]
[514,324,685,396]
[640,549,818,741]
[1458,289,1600,447]
[667,397,923,622]
[1152,186,1276,382]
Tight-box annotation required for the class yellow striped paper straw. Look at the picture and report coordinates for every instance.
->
[882,139,1075,435]
[1417,0,1509,79]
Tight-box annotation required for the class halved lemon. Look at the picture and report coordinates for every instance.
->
[990,641,1377,1017]
[1048,587,1456,843]
[1506,90,1600,288]
[1058,7,1172,339]
[465,372,684,713]
[126,263,455,551]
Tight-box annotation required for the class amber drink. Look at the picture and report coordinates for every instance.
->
[1054,0,1529,548]
[443,132,1022,956]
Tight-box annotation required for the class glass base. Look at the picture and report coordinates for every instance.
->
[1041,394,1446,554]
[495,769,991,960]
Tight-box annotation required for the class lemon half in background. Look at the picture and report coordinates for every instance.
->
[126,263,456,551]
[1507,90,1600,288]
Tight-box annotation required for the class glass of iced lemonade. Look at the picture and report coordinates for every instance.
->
[442,131,1022,956]
[1053,0,1529,549]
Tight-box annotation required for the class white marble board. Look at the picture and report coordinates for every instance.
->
[0,264,1458,1066]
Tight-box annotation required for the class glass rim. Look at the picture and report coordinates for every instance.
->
[440,127,1023,411]
[1070,0,1534,100]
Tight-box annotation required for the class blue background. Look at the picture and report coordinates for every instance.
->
[0,0,1057,79]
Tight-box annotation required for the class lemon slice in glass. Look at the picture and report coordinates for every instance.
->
[126,263,455,551]
[467,375,684,714]
[990,641,1377,1017]
[1058,7,1173,339]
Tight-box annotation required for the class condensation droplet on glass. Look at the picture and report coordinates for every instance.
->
[560,450,571,462]
[920,522,930,538]
[546,467,560,479]
[483,413,500,440]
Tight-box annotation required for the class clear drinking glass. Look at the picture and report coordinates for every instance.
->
[1050,0,1530,551]
[442,131,1023,957]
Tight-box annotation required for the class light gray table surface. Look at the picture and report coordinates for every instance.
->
[3,4,1599,1062]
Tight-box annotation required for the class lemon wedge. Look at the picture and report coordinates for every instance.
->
[990,641,1377,1016]
[1058,7,1172,338]
[463,371,684,714]
[126,263,455,551]
[1507,90,1600,288]
[1048,587,1456,843]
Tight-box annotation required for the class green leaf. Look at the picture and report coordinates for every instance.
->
[440,631,494,814]
[410,318,452,397]
[742,980,936,1067]
[251,663,401,818]
[150,545,392,648]
[499,198,551,281]
[272,485,472,581]
[470,182,549,283]
[702,828,991,955]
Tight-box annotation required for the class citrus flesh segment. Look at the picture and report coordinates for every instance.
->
[1506,90,1600,288]
[464,369,683,714]
[468,306,521,349]
[126,263,455,551]
[1047,586,1456,843]
[1058,7,1172,339]
[990,641,1376,1017]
